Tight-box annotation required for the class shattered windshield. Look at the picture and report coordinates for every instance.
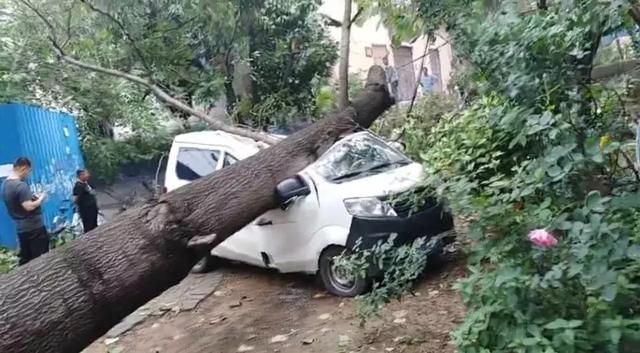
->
[313,133,411,183]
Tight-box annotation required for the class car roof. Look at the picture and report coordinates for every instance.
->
[173,130,285,150]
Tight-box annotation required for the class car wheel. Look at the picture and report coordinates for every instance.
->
[191,253,217,274]
[318,246,370,297]
[419,239,446,271]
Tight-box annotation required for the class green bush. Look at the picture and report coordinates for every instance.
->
[431,5,640,352]
[340,1,640,352]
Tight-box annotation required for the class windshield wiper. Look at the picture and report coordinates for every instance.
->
[331,160,411,182]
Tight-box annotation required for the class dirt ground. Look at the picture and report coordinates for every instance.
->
[85,257,467,353]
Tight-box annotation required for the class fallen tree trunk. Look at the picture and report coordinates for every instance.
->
[0,66,392,353]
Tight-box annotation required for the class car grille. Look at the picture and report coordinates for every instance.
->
[380,187,438,218]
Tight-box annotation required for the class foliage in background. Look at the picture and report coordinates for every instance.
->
[247,0,338,127]
[312,74,367,116]
[82,131,175,184]
[372,93,457,158]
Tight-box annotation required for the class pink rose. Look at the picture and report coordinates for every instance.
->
[528,229,558,249]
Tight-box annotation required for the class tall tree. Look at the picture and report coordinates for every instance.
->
[338,0,353,109]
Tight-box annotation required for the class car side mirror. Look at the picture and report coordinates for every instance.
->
[275,175,310,209]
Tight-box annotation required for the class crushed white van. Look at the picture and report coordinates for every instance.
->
[163,130,454,297]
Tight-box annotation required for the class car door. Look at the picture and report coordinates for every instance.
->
[169,144,264,266]
[242,173,321,272]
[209,150,266,267]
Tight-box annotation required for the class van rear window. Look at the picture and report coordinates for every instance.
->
[176,147,220,181]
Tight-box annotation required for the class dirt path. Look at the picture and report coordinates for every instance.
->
[85,257,466,353]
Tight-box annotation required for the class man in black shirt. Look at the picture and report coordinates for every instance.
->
[73,169,99,233]
[1,157,49,265]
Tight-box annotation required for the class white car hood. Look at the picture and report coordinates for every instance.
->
[308,162,424,199]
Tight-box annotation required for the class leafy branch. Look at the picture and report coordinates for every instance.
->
[16,0,277,145]
[78,0,153,75]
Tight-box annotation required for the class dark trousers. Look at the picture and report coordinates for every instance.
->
[17,226,49,265]
[80,209,98,233]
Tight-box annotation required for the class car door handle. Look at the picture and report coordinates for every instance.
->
[256,219,273,226]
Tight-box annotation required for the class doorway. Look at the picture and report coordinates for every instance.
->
[428,49,443,92]
[392,46,416,102]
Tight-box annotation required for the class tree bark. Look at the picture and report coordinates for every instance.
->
[0,66,392,353]
[337,0,353,109]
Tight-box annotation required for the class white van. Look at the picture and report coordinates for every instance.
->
[163,130,454,296]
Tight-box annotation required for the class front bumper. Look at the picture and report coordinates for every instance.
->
[346,203,454,250]
[345,203,455,276]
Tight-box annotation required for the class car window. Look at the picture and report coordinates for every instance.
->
[313,133,411,183]
[223,153,238,168]
[176,147,220,181]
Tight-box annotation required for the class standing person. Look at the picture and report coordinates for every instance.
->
[1,157,49,265]
[419,67,438,95]
[382,56,399,98]
[73,169,99,233]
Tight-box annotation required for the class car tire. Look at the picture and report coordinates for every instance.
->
[191,253,217,274]
[318,246,370,297]
[423,246,446,271]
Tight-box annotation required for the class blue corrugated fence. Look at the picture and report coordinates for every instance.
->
[0,104,85,249]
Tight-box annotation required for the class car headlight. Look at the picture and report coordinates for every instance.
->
[343,197,397,217]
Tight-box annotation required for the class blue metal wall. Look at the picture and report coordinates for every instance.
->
[0,104,85,249]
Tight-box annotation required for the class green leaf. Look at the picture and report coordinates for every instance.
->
[602,284,618,302]
[585,191,602,210]
[522,337,540,346]
[547,165,563,178]
[628,245,640,259]
[544,319,583,330]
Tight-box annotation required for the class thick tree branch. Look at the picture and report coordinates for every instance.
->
[54,48,278,144]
